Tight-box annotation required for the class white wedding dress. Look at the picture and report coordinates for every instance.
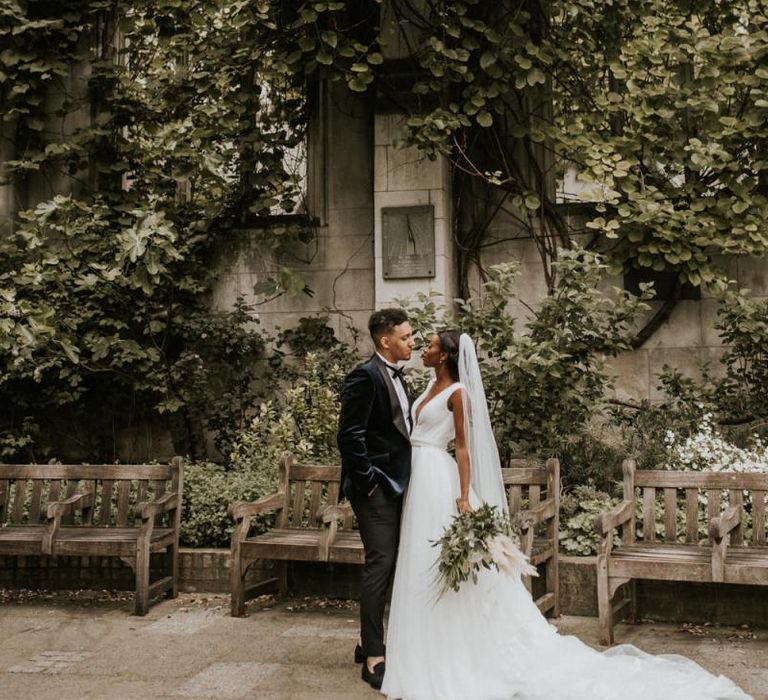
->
[381,381,751,700]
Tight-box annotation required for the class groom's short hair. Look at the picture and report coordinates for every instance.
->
[368,308,409,345]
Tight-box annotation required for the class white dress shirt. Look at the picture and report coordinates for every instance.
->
[376,352,411,432]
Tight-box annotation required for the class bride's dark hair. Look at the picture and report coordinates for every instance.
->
[438,329,462,382]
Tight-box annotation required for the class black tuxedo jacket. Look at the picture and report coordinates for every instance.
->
[337,355,412,500]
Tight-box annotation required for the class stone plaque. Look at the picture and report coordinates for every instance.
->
[382,205,435,279]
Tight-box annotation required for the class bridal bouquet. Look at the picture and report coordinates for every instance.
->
[431,503,537,599]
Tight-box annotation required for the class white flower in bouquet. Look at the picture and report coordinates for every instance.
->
[431,503,537,599]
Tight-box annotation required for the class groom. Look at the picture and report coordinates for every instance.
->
[337,308,414,690]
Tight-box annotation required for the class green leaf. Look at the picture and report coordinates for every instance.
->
[476,111,493,127]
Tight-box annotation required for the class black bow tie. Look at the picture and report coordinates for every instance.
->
[387,364,405,381]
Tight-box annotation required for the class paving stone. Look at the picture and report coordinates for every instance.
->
[281,623,358,640]
[9,651,92,674]
[146,609,222,635]
[173,662,278,698]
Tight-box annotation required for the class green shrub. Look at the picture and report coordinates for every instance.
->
[180,352,349,547]
[558,484,621,556]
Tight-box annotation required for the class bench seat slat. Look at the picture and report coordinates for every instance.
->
[47,527,175,557]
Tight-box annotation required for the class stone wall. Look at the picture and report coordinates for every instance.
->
[211,83,377,342]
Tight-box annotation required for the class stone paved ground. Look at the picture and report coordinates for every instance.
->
[0,589,766,700]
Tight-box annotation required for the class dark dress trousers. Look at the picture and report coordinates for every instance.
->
[337,354,411,658]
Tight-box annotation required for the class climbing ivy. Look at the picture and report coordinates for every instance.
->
[3,0,768,459]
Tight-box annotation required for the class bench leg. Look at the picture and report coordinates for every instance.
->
[596,553,613,646]
[628,580,637,624]
[231,552,247,617]
[546,553,559,618]
[276,561,288,598]
[167,542,179,599]
[134,541,150,616]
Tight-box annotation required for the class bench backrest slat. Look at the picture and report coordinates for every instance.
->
[29,480,44,523]
[1,462,181,528]
[308,481,323,527]
[99,480,114,526]
[11,479,27,524]
[278,456,560,531]
[116,480,131,526]
[628,467,768,546]
[642,487,655,541]
[0,480,8,522]
[685,488,699,544]
[290,480,306,527]
[730,489,744,545]
[663,487,676,542]
[754,491,766,545]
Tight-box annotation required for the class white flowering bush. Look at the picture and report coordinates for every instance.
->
[664,413,768,473]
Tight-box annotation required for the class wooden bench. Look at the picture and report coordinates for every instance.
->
[594,459,768,645]
[0,458,184,615]
[228,452,560,618]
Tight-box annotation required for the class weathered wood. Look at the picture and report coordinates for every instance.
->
[99,479,114,526]
[642,488,656,542]
[685,488,699,544]
[29,480,44,524]
[635,471,768,489]
[11,479,27,524]
[501,466,548,485]
[116,480,131,526]
[308,481,323,527]
[0,480,9,521]
[63,479,79,525]
[754,491,766,546]
[707,489,720,537]
[0,465,172,480]
[0,459,184,616]
[730,489,744,545]
[291,480,306,527]
[508,486,522,514]
[622,460,636,546]
[595,467,768,646]
[229,454,561,618]
[663,488,677,542]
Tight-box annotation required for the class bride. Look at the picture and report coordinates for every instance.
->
[381,330,751,700]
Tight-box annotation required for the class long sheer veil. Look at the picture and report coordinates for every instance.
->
[458,334,508,513]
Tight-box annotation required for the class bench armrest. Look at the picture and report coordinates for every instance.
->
[593,500,633,537]
[317,500,354,561]
[519,499,556,531]
[709,505,741,542]
[137,493,179,521]
[42,491,95,554]
[46,491,94,519]
[318,501,354,524]
[228,492,284,521]
[710,505,742,582]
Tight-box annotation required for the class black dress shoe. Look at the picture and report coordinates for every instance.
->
[361,661,385,690]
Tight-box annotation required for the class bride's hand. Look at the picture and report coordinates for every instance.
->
[456,497,472,514]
